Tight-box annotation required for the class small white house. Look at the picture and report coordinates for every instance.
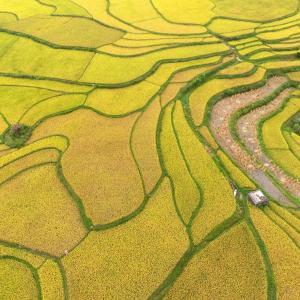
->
[248,190,269,207]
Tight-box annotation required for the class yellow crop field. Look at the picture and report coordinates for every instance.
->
[147,55,222,86]
[0,13,16,25]
[131,99,162,193]
[291,132,300,145]
[262,99,300,179]
[109,0,206,34]
[208,19,258,37]
[0,244,45,268]
[212,0,298,21]
[1,1,300,299]
[290,97,300,108]
[0,164,87,256]
[189,67,266,125]
[218,61,255,76]
[264,207,300,247]
[81,43,229,84]
[109,0,158,23]
[86,81,159,115]
[288,71,300,81]
[71,0,145,33]
[0,114,8,133]
[284,131,300,160]
[235,41,262,50]
[0,85,60,123]
[166,223,267,299]
[0,33,19,58]
[229,36,258,46]
[160,103,201,225]
[170,58,228,83]
[152,0,215,24]
[258,26,300,41]
[0,136,68,168]
[38,0,90,17]
[0,0,53,19]
[0,258,39,299]
[29,110,144,225]
[198,126,219,150]
[269,202,300,230]
[38,259,65,300]
[114,36,206,48]
[172,101,236,242]
[0,36,94,81]
[261,59,300,69]
[258,13,300,29]
[239,45,270,56]
[250,205,300,299]
[0,76,93,93]
[262,101,299,150]
[292,89,300,96]
[265,49,299,57]
[290,209,300,218]
[21,93,86,126]
[217,150,256,189]
[3,15,125,48]
[62,179,189,299]
[0,148,59,184]
[268,149,300,179]
[99,43,171,56]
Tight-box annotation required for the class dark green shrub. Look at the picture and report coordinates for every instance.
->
[3,124,32,148]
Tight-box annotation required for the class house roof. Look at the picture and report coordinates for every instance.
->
[248,190,269,206]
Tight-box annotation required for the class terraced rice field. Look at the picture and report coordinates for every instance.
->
[0,1,299,299]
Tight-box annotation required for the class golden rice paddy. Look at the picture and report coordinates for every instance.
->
[0,1,299,299]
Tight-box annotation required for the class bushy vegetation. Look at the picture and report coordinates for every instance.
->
[3,124,31,148]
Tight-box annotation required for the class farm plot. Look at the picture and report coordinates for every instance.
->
[261,98,300,180]
[0,1,299,299]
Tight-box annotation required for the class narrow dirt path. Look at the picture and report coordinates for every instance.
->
[210,76,298,207]
[237,89,300,199]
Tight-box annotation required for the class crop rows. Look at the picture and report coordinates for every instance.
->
[0,1,299,299]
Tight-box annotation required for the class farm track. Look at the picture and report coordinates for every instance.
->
[237,89,300,199]
[210,77,296,206]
